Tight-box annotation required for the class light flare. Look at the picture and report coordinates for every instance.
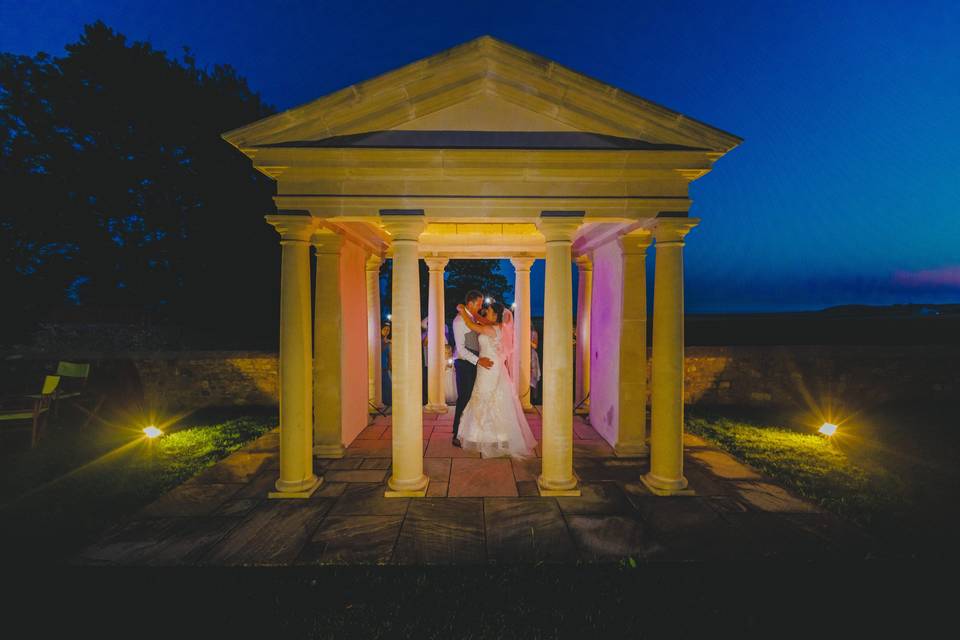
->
[143,425,163,439]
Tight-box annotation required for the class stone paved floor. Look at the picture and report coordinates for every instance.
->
[75,410,877,566]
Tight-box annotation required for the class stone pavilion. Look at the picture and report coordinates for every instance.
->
[222,36,741,500]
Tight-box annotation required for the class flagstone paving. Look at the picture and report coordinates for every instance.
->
[74,411,878,566]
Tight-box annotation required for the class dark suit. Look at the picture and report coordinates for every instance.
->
[451,313,481,439]
[452,356,477,438]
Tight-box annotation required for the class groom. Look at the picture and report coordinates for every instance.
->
[451,290,494,447]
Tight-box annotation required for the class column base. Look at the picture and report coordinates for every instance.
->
[313,443,345,459]
[641,472,695,496]
[537,473,581,497]
[574,402,590,415]
[385,473,430,498]
[268,474,322,499]
[369,402,387,414]
[614,441,649,458]
[423,403,449,414]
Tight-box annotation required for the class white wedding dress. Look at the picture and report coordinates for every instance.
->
[457,326,538,458]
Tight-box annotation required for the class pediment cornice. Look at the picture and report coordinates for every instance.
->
[223,36,742,155]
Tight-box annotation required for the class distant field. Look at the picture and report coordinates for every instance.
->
[536,305,960,347]
[683,312,960,346]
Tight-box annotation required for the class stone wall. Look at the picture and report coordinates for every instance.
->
[136,345,958,412]
[338,241,373,446]
[131,352,279,412]
[588,239,626,444]
[682,344,959,408]
[5,344,956,415]
[0,351,278,414]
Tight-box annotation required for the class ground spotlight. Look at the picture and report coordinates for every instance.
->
[818,422,837,437]
[143,425,163,439]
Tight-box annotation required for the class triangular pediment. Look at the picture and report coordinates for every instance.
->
[393,94,578,132]
[223,36,742,154]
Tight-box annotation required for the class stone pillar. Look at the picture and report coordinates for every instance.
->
[536,215,583,496]
[312,228,345,458]
[424,257,449,413]
[366,254,384,410]
[265,215,321,498]
[574,255,593,414]
[381,215,429,497]
[615,229,653,457]
[642,217,700,496]
[510,257,535,411]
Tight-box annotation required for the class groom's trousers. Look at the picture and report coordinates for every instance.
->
[452,359,477,438]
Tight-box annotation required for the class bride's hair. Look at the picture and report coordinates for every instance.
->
[484,301,506,324]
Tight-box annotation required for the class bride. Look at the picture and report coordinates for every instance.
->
[454,301,538,458]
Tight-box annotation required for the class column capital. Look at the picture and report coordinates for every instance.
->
[365,253,383,271]
[510,257,536,271]
[424,256,449,271]
[311,228,343,254]
[619,228,654,255]
[266,214,315,242]
[380,214,426,241]
[653,217,700,246]
[573,254,593,271]
[536,216,583,243]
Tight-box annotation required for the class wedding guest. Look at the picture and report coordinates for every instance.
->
[381,324,392,406]
[420,318,452,405]
[421,317,429,404]
[443,343,458,405]
[530,327,541,405]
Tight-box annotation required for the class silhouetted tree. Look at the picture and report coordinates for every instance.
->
[1,22,514,350]
[378,259,511,326]
[0,22,277,347]
[441,260,511,319]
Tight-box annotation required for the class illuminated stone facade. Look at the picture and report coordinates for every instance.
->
[223,36,741,498]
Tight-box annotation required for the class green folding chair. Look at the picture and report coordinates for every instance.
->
[53,361,104,425]
[0,375,61,448]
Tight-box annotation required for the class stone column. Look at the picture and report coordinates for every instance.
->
[366,254,384,410]
[536,215,583,496]
[265,215,321,498]
[381,215,429,497]
[642,217,700,495]
[510,257,535,411]
[614,229,653,457]
[423,257,449,413]
[574,255,593,414]
[312,228,345,458]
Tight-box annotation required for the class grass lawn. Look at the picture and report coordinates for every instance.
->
[686,400,960,558]
[0,404,277,565]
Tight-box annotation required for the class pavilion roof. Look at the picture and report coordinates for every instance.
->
[254,130,709,151]
[223,36,742,155]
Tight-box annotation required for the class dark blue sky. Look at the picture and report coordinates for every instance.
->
[3,0,958,314]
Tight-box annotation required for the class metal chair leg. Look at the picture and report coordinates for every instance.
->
[368,401,389,418]
[31,400,42,448]
[79,395,106,429]
[573,392,591,424]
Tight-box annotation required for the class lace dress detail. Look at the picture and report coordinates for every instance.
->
[457,326,538,458]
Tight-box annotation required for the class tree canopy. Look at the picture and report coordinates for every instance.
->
[379,259,511,328]
[1,22,514,350]
[1,21,279,347]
